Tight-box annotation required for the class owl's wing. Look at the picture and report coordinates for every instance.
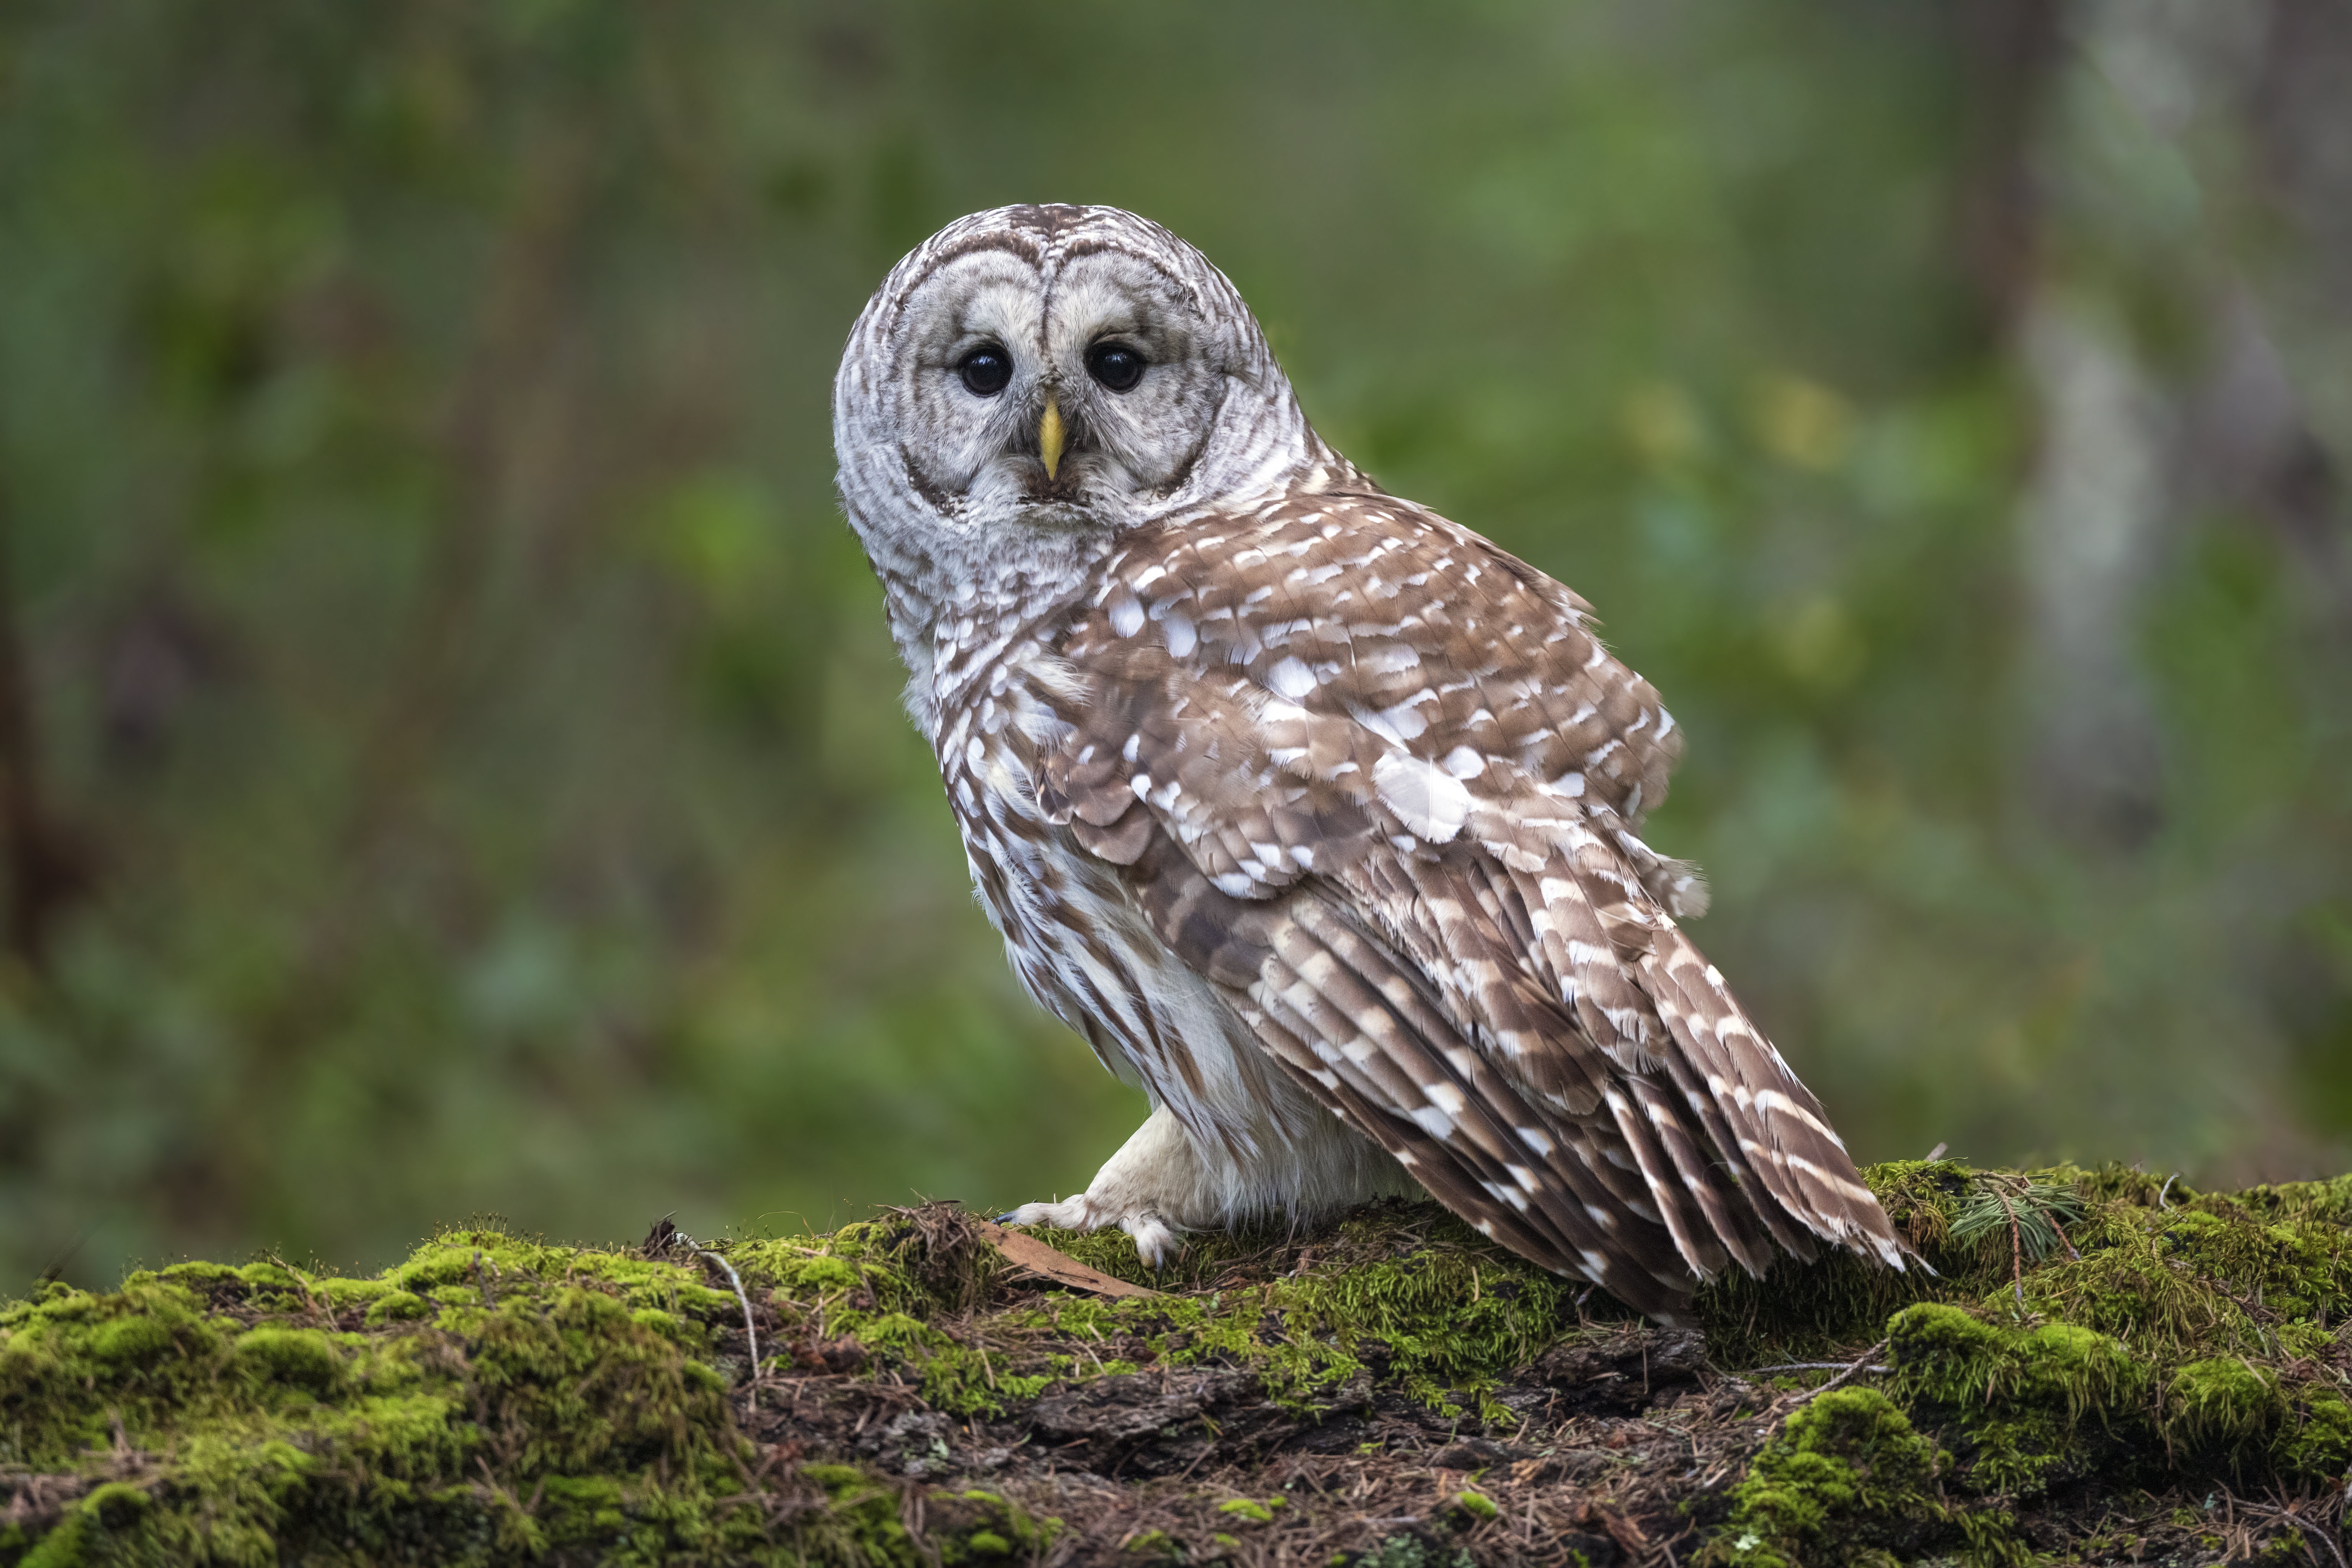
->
[1036,489,1901,1318]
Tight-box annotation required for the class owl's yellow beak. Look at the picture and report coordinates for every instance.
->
[1039,396,1067,481]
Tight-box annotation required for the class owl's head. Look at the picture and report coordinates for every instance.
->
[835,206,1334,590]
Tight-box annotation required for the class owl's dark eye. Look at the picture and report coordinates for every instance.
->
[959,346,1012,396]
[1086,342,1146,393]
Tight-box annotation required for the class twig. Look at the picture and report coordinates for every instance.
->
[2159,1173,2179,1212]
[653,1219,762,1416]
[1993,1189,2027,1311]
[1168,1437,1219,1488]
[697,1249,761,1417]
[1773,1338,1894,1416]
[1744,1362,1891,1376]
[2236,1494,2348,1568]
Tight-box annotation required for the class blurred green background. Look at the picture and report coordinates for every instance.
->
[4,2,2349,1289]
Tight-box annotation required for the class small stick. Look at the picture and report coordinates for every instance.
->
[1745,1362,1891,1375]
[662,1222,762,1416]
[2237,1496,2348,1568]
[697,1249,761,1417]
[1991,1189,2026,1311]
[2158,1173,2179,1212]
[1774,1338,1894,1416]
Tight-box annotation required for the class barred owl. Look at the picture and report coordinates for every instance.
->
[833,204,1901,1321]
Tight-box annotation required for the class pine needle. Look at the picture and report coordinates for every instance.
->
[1950,1174,2085,1308]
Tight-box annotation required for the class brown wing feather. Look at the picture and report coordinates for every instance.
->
[1036,489,1901,1316]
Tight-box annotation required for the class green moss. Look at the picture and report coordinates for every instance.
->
[1890,1303,2148,1416]
[0,1233,777,1563]
[1707,1389,1959,1568]
[363,1289,428,1325]
[1690,1155,2352,1508]
[8,1166,2352,1561]
[2277,1389,2352,1479]
[921,1351,1052,1419]
[2010,1204,2352,1356]
[2167,1356,2285,1450]
[939,1489,1063,1562]
[978,1203,1588,1422]
[1354,1532,1473,1568]
[233,1325,346,1393]
[800,1462,920,1568]
[85,1313,175,1367]
[154,1263,244,1288]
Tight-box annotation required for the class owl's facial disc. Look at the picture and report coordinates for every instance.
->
[889,245,1230,524]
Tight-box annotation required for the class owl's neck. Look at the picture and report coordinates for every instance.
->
[867,515,1122,745]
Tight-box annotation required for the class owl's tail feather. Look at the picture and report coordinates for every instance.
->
[1656,1045,1824,1267]
[1620,1073,1779,1279]
[1436,850,1837,1283]
[1416,844,1900,1284]
[1284,897,1730,1307]
[1640,924,1906,1270]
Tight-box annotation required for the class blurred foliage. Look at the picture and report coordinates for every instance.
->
[0,1,2346,1291]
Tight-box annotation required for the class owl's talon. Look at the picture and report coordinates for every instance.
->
[998,1197,1089,1232]
[1123,1210,1180,1273]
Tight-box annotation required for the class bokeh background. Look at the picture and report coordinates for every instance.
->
[4,1,2350,1290]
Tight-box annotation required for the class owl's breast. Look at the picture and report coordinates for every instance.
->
[933,660,1065,952]
[933,650,1308,1156]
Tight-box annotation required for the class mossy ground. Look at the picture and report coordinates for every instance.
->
[4,1166,2350,1566]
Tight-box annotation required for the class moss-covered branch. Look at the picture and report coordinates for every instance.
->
[5,1163,2351,1566]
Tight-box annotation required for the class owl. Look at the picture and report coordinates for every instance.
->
[833,204,1901,1321]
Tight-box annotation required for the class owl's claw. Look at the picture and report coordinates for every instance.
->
[997,1198,1086,1231]
[1125,1212,1180,1273]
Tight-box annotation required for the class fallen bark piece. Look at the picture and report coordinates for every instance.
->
[969,1216,1160,1298]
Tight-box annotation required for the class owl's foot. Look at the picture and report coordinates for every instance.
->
[997,1196,1182,1271]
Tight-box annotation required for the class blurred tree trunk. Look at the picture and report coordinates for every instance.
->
[1976,0,2352,1176]
[2007,0,2352,851]
[2215,0,2352,634]
[0,468,89,975]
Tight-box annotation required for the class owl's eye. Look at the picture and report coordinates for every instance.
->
[958,346,1013,397]
[1086,342,1146,393]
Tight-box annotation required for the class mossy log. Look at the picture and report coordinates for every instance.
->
[6,1163,2352,1566]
